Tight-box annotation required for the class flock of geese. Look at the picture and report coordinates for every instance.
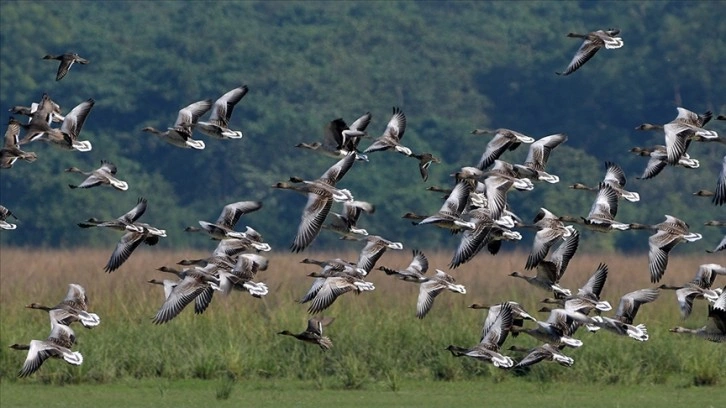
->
[2,28,726,377]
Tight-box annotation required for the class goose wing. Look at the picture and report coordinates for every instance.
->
[603,161,628,188]
[557,35,604,76]
[615,288,659,324]
[104,230,147,272]
[17,340,59,377]
[551,229,579,280]
[152,275,208,324]
[99,160,118,175]
[319,152,356,185]
[579,263,608,298]
[648,230,681,283]
[290,193,332,253]
[174,99,212,128]
[714,155,726,206]
[481,303,513,348]
[416,279,445,318]
[523,134,567,171]
[308,277,355,314]
[477,131,517,170]
[216,201,263,229]
[210,85,248,126]
[382,106,406,142]
[4,118,21,148]
[60,99,94,140]
[120,197,148,224]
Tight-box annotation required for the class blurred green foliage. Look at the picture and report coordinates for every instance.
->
[0,1,724,252]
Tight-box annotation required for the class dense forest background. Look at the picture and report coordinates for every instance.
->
[0,1,723,254]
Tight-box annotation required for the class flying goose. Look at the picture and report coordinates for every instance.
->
[278,317,335,350]
[77,196,150,232]
[276,153,356,252]
[591,288,660,341]
[21,98,95,151]
[66,160,128,190]
[185,200,263,240]
[696,155,725,206]
[411,181,475,231]
[556,28,623,76]
[631,145,700,179]
[512,133,568,183]
[468,301,536,339]
[559,183,631,232]
[195,85,248,139]
[445,302,514,368]
[297,115,370,161]
[363,107,412,156]
[42,52,88,81]
[379,249,429,282]
[416,269,466,319]
[629,215,702,283]
[104,225,165,273]
[410,152,441,181]
[669,292,726,343]
[25,284,100,328]
[142,99,211,149]
[322,200,375,238]
[636,107,718,165]
[553,262,611,313]
[0,205,18,230]
[658,282,721,320]
[570,161,639,202]
[449,206,522,269]
[471,128,535,170]
[514,308,590,348]
[508,344,574,368]
[304,273,375,314]
[1,118,37,168]
[523,208,577,271]
[152,266,222,323]
[351,234,404,274]
[9,312,83,377]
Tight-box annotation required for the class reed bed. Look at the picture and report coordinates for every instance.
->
[0,247,723,387]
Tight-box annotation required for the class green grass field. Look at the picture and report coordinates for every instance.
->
[0,249,723,404]
[1,378,724,408]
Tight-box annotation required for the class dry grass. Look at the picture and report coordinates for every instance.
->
[0,247,722,386]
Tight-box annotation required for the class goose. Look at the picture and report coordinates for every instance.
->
[24,93,64,125]
[631,145,700,180]
[0,205,18,230]
[152,266,222,323]
[687,264,726,290]
[550,262,610,313]
[410,152,440,181]
[508,344,574,368]
[9,312,83,377]
[514,308,589,348]
[412,181,475,231]
[658,282,721,319]
[514,229,579,297]
[195,85,248,139]
[449,206,522,268]
[66,160,128,190]
[378,249,429,282]
[591,288,659,341]
[142,99,211,149]
[570,161,639,202]
[21,98,95,151]
[669,302,726,343]
[321,200,375,238]
[703,220,725,253]
[559,183,630,232]
[469,301,536,339]
[416,269,466,319]
[77,197,150,232]
[304,274,375,314]
[629,215,702,283]
[512,133,567,183]
[25,283,100,328]
[157,265,222,315]
[42,52,88,81]
[185,201,263,240]
[352,234,404,274]
[216,257,269,298]
[104,225,165,273]
[278,317,335,351]
[445,303,514,368]
[276,153,356,252]
[636,107,718,165]
[298,259,365,305]
[471,128,535,170]
[363,107,412,156]
[297,115,370,161]
[510,265,571,298]
[1,118,37,168]
[523,208,576,270]
[556,28,623,76]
